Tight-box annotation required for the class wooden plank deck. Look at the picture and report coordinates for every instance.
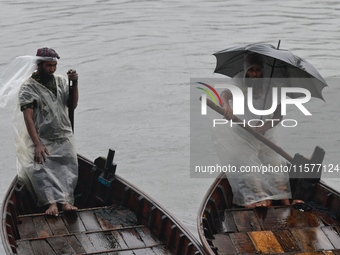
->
[211,205,340,254]
[15,205,171,255]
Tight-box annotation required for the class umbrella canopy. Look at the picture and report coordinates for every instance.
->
[213,43,328,100]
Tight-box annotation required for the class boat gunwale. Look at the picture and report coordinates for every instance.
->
[197,172,225,255]
[1,175,19,255]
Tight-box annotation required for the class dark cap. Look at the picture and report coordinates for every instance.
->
[36,47,60,59]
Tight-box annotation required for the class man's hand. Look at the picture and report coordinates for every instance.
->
[220,90,233,120]
[23,108,50,163]
[222,103,233,120]
[67,69,78,82]
[34,143,50,164]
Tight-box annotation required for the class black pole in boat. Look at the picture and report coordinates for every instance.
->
[68,70,74,133]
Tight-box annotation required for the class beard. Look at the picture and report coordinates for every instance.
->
[38,67,54,85]
[244,77,263,88]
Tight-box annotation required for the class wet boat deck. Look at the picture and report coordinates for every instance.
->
[208,205,340,254]
[15,205,170,255]
[198,172,340,255]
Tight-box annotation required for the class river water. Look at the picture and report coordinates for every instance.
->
[0,0,339,253]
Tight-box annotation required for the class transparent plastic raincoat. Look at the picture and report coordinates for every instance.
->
[14,74,78,207]
[210,73,291,206]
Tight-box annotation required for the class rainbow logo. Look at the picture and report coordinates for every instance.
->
[196,82,223,107]
[196,82,222,115]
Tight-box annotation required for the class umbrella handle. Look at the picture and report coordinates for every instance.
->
[203,97,294,163]
[262,40,281,120]
[269,40,281,78]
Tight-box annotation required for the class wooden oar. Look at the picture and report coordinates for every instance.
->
[203,97,325,200]
[204,97,293,163]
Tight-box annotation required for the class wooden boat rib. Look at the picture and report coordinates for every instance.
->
[197,171,340,255]
[1,150,206,255]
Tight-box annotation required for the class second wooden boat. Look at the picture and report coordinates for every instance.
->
[198,97,340,254]
[197,164,340,254]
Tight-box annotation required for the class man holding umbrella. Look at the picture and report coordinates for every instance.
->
[16,47,79,216]
[206,42,327,208]
[219,52,291,208]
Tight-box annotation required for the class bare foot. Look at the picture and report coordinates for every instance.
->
[258,200,272,207]
[46,203,59,216]
[291,199,304,205]
[62,203,78,211]
[245,203,256,208]
[245,200,271,208]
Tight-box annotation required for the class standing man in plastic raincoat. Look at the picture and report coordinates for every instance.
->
[16,47,79,216]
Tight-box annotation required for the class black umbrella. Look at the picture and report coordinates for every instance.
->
[213,42,328,100]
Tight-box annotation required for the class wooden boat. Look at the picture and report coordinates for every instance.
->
[197,150,340,254]
[197,97,340,254]
[1,149,206,255]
